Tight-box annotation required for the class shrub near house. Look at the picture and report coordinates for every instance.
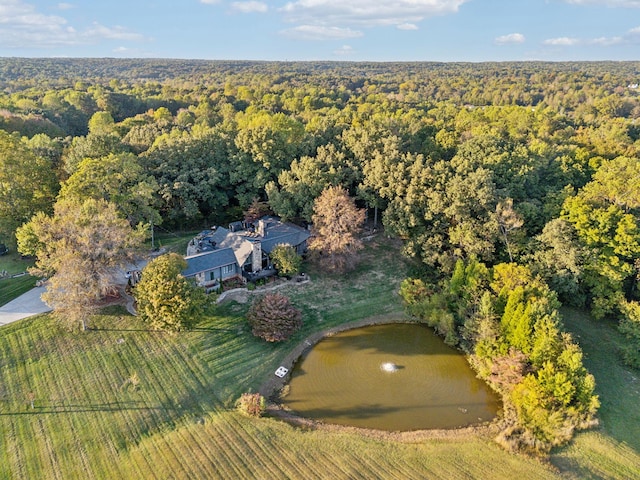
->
[134,253,208,333]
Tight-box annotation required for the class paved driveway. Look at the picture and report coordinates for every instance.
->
[0,286,51,327]
[0,254,158,328]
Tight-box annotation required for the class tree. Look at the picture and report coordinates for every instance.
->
[247,293,302,342]
[528,218,588,307]
[496,198,524,263]
[267,143,359,221]
[243,197,271,225]
[0,131,58,246]
[17,198,145,331]
[59,152,161,227]
[233,111,309,199]
[141,127,233,225]
[63,131,127,174]
[134,253,207,333]
[269,244,302,277]
[619,300,640,369]
[308,186,366,272]
[562,156,640,317]
[87,111,116,135]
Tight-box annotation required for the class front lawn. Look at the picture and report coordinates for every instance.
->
[0,251,37,306]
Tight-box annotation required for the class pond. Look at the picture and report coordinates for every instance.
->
[282,323,501,431]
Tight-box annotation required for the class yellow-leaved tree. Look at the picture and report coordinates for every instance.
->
[17,198,146,331]
[134,253,208,333]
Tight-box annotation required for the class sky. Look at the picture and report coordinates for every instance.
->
[0,0,638,61]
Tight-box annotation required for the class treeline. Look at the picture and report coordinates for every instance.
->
[0,58,639,451]
[401,262,599,455]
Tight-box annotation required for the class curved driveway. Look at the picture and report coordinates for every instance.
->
[0,286,51,327]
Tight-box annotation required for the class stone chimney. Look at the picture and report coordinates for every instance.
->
[257,219,266,237]
[251,241,262,273]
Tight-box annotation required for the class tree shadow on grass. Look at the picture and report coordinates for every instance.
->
[0,400,182,415]
[88,327,161,333]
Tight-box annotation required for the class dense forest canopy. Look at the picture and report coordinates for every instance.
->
[2,57,638,290]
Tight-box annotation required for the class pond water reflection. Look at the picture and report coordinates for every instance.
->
[283,323,501,431]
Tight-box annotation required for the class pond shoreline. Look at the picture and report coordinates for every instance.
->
[259,314,503,442]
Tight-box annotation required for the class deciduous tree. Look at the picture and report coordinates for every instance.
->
[269,244,302,277]
[59,152,160,227]
[134,253,207,333]
[267,143,359,221]
[0,131,58,246]
[562,156,640,317]
[17,198,145,331]
[308,186,365,272]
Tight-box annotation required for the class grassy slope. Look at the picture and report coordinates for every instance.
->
[550,308,640,480]
[0,237,636,479]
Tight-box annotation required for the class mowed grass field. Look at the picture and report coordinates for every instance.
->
[0,252,36,307]
[0,236,638,479]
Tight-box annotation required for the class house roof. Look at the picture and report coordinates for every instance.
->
[183,248,236,277]
[253,216,310,253]
[213,228,255,267]
[183,216,310,277]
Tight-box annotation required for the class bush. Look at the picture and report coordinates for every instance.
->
[247,292,302,342]
[270,244,302,277]
[399,278,431,306]
[235,392,266,417]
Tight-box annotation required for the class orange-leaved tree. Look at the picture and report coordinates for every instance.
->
[308,186,366,273]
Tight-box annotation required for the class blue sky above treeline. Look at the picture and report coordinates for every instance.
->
[1,0,639,61]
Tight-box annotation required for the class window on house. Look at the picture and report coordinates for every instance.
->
[221,264,234,275]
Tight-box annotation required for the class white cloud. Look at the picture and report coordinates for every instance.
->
[543,25,640,47]
[397,23,418,30]
[589,35,623,45]
[543,36,582,46]
[0,0,67,27]
[280,24,363,40]
[280,0,468,28]
[334,44,354,55]
[230,1,268,13]
[564,0,640,7]
[57,2,73,10]
[0,0,146,48]
[83,23,145,41]
[494,33,525,45]
[200,0,221,4]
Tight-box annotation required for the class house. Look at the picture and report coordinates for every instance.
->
[182,216,310,289]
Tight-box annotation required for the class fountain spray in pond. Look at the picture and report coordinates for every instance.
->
[380,362,399,372]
